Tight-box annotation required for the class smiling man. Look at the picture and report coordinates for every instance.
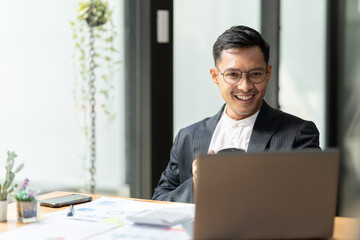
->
[152,25,320,203]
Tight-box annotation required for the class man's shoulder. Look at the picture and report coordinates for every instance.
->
[257,102,319,137]
[178,116,212,135]
[262,102,312,124]
[176,106,224,138]
[275,109,308,123]
[253,102,320,150]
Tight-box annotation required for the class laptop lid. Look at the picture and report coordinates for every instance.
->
[194,150,339,239]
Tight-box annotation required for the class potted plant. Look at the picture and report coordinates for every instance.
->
[71,0,119,124]
[0,151,24,222]
[13,178,40,223]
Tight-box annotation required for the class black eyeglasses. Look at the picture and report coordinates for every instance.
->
[216,66,268,85]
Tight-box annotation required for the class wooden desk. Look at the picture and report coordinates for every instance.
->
[1,191,167,233]
[1,191,99,233]
[1,191,359,239]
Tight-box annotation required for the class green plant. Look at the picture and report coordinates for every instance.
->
[70,0,121,192]
[0,151,24,200]
[77,0,111,27]
[71,0,120,128]
[13,179,39,202]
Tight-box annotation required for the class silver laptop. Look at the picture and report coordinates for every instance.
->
[193,150,339,239]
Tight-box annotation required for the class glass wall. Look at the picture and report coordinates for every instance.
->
[173,0,261,135]
[339,0,360,217]
[0,0,126,195]
[279,0,327,149]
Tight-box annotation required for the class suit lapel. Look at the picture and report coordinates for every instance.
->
[193,105,225,154]
[193,102,281,153]
[248,101,281,152]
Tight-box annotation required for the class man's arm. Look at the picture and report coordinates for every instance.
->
[152,131,194,203]
[294,120,321,150]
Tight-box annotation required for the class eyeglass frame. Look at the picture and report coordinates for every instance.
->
[216,66,268,85]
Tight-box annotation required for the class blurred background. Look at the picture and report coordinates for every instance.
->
[0,0,359,217]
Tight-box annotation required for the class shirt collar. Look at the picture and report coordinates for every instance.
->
[223,105,260,126]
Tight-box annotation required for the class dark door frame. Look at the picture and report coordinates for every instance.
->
[124,0,173,199]
[261,0,280,110]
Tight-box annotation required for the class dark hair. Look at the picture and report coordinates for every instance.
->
[212,25,270,65]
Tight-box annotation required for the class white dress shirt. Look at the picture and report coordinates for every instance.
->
[208,106,259,153]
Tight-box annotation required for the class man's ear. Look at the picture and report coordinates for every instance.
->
[266,64,272,83]
[210,67,219,86]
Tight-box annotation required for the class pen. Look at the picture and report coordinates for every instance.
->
[67,205,74,217]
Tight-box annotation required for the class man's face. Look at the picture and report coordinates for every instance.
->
[210,46,272,120]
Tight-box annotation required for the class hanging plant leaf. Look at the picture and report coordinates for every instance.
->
[99,90,109,99]
[77,0,110,27]
[71,0,121,193]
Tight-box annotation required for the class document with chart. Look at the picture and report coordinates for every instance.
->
[0,197,195,240]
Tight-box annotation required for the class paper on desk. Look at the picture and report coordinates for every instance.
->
[0,197,195,240]
[89,223,192,240]
[47,197,195,224]
[0,216,117,240]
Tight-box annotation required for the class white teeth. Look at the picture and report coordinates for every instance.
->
[237,95,253,101]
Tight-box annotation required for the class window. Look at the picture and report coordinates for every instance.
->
[0,0,127,195]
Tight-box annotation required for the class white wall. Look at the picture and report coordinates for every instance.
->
[174,0,261,136]
[279,0,326,148]
[0,0,126,194]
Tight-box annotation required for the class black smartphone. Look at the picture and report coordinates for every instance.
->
[40,194,92,208]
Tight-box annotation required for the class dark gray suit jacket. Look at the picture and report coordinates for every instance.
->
[152,101,320,203]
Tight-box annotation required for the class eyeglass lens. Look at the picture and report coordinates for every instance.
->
[223,69,266,84]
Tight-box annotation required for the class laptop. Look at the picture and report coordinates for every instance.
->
[193,150,340,239]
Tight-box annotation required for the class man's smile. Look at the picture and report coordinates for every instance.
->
[234,93,256,102]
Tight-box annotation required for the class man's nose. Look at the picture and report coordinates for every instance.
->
[237,73,253,91]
